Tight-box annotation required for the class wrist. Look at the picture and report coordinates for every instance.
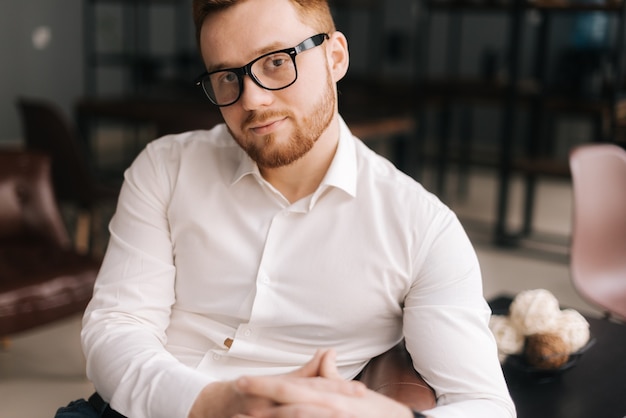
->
[189,381,237,418]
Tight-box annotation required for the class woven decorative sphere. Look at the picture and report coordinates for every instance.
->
[554,309,591,352]
[509,289,561,335]
[524,333,570,369]
[489,314,524,359]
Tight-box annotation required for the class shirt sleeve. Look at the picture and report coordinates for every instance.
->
[403,208,516,418]
[81,143,214,418]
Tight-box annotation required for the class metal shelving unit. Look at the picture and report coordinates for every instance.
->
[417,0,626,248]
[82,0,195,96]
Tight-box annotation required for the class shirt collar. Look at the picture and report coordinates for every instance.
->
[319,116,357,198]
[231,116,357,199]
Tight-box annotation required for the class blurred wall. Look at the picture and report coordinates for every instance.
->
[0,0,591,149]
[0,0,83,144]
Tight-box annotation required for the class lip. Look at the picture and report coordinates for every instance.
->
[249,117,287,135]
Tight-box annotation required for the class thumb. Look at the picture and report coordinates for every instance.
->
[289,349,329,377]
[318,349,343,380]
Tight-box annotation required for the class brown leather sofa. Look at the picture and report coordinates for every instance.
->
[360,340,436,412]
[0,149,100,339]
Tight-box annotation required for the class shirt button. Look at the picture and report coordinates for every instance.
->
[244,329,252,337]
[212,353,221,360]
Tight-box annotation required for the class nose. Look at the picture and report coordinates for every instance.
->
[239,75,274,110]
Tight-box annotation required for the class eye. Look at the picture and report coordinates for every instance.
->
[261,53,291,72]
[270,57,287,68]
[214,71,238,85]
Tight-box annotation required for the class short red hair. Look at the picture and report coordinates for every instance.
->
[192,0,336,46]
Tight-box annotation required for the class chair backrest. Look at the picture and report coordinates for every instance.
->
[569,143,626,321]
[0,150,70,248]
[16,97,95,208]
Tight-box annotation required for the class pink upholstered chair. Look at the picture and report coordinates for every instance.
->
[569,143,626,321]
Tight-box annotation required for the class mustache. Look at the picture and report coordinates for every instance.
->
[243,110,290,130]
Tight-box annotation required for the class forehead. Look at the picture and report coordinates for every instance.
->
[199,0,314,69]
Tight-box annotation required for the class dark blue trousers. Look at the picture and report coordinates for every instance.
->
[54,393,126,418]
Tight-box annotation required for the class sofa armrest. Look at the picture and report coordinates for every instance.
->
[358,341,436,412]
[0,150,70,247]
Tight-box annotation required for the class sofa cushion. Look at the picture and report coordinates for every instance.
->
[0,243,99,336]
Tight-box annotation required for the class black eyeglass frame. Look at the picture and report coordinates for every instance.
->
[195,33,330,107]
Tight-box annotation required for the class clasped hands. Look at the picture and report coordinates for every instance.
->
[189,349,414,418]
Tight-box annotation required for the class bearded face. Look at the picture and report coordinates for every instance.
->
[227,70,336,169]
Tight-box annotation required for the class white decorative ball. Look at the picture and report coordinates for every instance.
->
[509,289,561,335]
[489,314,525,361]
[552,308,590,353]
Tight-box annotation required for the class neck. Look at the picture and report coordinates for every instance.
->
[260,117,340,203]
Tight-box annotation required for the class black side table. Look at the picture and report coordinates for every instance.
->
[489,295,626,418]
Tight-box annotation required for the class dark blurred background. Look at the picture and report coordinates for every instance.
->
[0,0,622,247]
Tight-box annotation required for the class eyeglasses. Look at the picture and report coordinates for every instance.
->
[195,33,329,107]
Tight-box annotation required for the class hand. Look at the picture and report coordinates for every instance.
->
[232,350,413,418]
[188,379,275,418]
[188,349,364,418]
[232,379,413,418]
[287,349,347,380]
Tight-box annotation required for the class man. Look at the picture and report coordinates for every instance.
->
[58,0,516,417]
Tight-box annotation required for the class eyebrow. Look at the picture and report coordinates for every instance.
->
[206,40,292,73]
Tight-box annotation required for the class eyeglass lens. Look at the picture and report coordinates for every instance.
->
[197,33,328,106]
[205,51,296,106]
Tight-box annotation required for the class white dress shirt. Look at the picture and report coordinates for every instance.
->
[82,118,515,418]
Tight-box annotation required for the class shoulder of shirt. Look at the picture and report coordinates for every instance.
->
[134,124,245,173]
[125,124,244,184]
[145,124,238,153]
[351,137,448,214]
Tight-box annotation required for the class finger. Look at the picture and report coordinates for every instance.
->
[290,349,329,378]
[318,350,367,395]
[318,349,342,380]
[245,404,355,418]
[236,375,365,402]
[236,376,325,403]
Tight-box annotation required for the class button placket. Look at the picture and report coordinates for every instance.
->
[235,324,257,344]
[259,272,271,285]
[247,209,291,324]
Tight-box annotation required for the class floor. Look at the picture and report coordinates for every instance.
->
[0,160,602,417]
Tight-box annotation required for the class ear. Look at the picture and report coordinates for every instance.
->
[327,31,350,83]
